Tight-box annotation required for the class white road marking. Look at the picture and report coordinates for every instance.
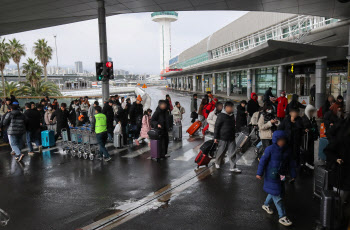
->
[173,149,197,161]
[122,146,150,158]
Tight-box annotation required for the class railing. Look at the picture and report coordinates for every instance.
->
[151,11,178,17]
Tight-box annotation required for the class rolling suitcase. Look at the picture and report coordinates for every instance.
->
[320,167,343,229]
[318,137,328,161]
[314,165,332,198]
[235,127,254,153]
[150,139,161,160]
[186,120,202,136]
[41,130,55,148]
[173,124,182,141]
[200,140,217,157]
[195,151,211,168]
[114,133,124,148]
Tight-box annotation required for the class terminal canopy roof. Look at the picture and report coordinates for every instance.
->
[0,0,350,35]
[163,40,349,77]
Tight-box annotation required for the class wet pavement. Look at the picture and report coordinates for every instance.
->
[0,87,319,230]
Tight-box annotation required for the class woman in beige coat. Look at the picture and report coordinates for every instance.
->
[258,104,278,152]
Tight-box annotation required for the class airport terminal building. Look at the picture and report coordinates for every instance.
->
[164,12,350,109]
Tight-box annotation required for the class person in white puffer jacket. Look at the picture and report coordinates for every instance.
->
[207,102,223,134]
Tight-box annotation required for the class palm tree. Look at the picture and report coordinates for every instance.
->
[0,38,11,96]
[3,81,19,96]
[33,39,52,82]
[9,38,26,81]
[22,58,42,88]
[19,80,61,96]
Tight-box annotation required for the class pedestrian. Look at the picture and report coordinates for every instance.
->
[80,96,90,123]
[3,103,26,162]
[324,103,344,136]
[114,102,129,146]
[197,98,206,119]
[0,97,11,115]
[321,95,335,117]
[247,92,260,118]
[112,100,119,115]
[270,97,278,115]
[258,104,278,158]
[44,105,56,132]
[88,101,99,123]
[236,100,248,133]
[151,100,170,159]
[263,87,274,103]
[336,95,344,109]
[165,94,173,112]
[136,109,152,146]
[125,98,131,114]
[278,108,304,178]
[129,95,144,143]
[52,99,59,111]
[121,97,126,109]
[286,94,306,114]
[276,91,288,121]
[202,98,218,135]
[301,105,318,169]
[50,103,71,141]
[207,102,222,134]
[190,94,198,123]
[171,101,185,124]
[102,100,115,142]
[91,106,111,162]
[36,104,45,128]
[24,103,42,156]
[310,84,316,102]
[256,130,296,227]
[214,101,242,173]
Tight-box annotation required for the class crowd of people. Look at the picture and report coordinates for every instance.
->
[1,87,349,227]
[189,87,349,227]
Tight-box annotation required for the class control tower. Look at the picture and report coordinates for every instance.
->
[151,11,178,74]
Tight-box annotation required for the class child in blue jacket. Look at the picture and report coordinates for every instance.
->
[256,130,296,227]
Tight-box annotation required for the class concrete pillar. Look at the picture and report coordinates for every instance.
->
[193,76,197,92]
[97,0,109,102]
[252,70,256,93]
[220,74,224,93]
[346,25,350,114]
[212,73,216,95]
[277,65,286,96]
[227,71,231,96]
[247,69,253,99]
[202,74,205,93]
[315,59,327,109]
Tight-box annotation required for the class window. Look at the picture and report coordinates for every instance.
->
[255,67,277,95]
[282,27,289,38]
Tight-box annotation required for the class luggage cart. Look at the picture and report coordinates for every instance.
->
[76,127,85,159]
[61,128,70,154]
[86,128,99,161]
[82,128,91,160]
[69,127,79,157]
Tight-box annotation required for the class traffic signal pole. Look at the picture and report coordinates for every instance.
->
[97,0,109,102]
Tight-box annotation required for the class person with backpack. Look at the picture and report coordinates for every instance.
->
[50,103,71,141]
[91,106,111,162]
[286,94,306,114]
[301,105,318,170]
[129,95,144,143]
[102,100,115,142]
[214,101,241,173]
[136,109,152,146]
[151,100,170,159]
[256,130,296,227]
[3,103,26,162]
[247,92,260,118]
[258,104,278,159]
[24,103,42,156]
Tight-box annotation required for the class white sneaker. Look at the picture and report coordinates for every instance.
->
[279,216,292,226]
[215,163,220,169]
[230,168,242,173]
[262,205,274,215]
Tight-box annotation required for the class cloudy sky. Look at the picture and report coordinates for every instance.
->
[3,11,246,75]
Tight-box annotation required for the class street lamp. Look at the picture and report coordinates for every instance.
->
[54,35,59,75]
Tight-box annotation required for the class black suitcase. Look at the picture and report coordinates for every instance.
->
[314,165,332,198]
[320,167,343,229]
[200,140,217,157]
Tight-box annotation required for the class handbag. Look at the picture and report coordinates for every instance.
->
[147,129,161,140]
[114,123,122,134]
[190,112,198,119]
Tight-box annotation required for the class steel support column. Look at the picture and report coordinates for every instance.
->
[202,74,205,93]
[277,65,286,96]
[227,71,231,96]
[212,74,216,95]
[193,76,197,92]
[97,0,109,102]
[315,59,327,110]
[247,69,253,99]
[346,25,350,114]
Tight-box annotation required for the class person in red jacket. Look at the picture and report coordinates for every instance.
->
[202,98,218,135]
[276,91,288,120]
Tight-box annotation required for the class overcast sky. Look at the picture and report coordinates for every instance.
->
[3,11,246,75]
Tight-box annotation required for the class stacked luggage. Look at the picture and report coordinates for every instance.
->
[195,140,217,168]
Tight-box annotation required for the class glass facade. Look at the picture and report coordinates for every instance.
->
[256,67,278,95]
[230,71,247,94]
[326,73,347,98]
